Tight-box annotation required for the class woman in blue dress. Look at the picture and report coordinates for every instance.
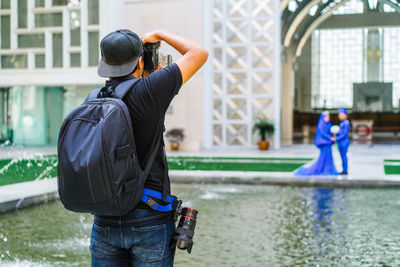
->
[295,111,338,176]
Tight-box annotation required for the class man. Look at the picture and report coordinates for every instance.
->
[336,108,350,175]
[90,29,208,266]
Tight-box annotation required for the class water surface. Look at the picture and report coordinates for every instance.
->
[0,184,399,266]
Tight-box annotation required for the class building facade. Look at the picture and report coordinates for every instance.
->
[0,0,108,145]
[0,0,281,150]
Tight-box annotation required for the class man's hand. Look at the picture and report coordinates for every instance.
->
[142,30,208,85]
[142,31,162,44]
[331,137,336,142]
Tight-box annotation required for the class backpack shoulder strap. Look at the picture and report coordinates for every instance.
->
[85,87,102,102]
[160,146,169,202]
[85,78,140,102]
[112,78,140,99]
[142,122,169,202]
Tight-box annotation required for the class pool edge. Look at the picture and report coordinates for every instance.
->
[2,173,400,214]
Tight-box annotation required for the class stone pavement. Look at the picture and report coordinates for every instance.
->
[0,178,58,213]
[168,144,400,181]
[0,146,56,159]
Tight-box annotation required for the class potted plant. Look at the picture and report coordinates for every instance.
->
[253,117,274,150]
[165,128,185,151]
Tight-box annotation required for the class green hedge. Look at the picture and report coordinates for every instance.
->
[0,155,312,187]
[384,159,400,175]
[167,156,311,172]
[0,156,58,186]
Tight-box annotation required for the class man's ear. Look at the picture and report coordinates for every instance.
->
[138,56,144,70]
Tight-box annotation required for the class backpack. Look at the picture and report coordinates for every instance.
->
[57,79,162,216]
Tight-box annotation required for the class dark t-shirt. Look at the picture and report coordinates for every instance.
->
[105,63,182,196]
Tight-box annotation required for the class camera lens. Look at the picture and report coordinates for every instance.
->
[182,207,198,220]
[174,207,198,254]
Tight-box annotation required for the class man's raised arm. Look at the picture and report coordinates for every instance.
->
[142,30,209,84]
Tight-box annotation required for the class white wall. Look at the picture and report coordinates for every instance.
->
[123,0,205,151]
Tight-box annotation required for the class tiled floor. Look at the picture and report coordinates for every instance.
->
[167,144,400,181]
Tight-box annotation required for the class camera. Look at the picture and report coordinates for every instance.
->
[172,199,198,254]
[143,41,173,73]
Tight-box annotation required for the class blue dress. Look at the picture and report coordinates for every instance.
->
[295,114,338,176]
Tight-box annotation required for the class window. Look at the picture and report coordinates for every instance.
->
[88,0,99,25]
[312,27,400,109]
[1,0,10,9]
[70,27,81,46]
[53,33,63,67]
[333,0,364,15]
[0,0,98,70]
[1,16,10,49]
[11,86,65,145]
[70,11,81,46]
[383,28,400,108]
[35,13,63,27]
[88,31,99,66]
[35,54,45,68]
[52,0,68,6]
[1,55,27,69]
[17,0,27,28]
[70,53,80,67]
[18,34,45,48]
[35,0,45,7]
[311,29,363,108]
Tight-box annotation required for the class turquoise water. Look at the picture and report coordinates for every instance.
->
[0,184,400,266]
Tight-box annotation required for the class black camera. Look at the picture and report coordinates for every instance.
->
[143,41,173,73]
[172,200,198,254]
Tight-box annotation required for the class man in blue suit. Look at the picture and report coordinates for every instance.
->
[336,108,350,175]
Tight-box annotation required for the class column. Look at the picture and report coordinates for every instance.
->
[281,47,294,145]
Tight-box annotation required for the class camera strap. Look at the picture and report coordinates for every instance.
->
[161,142,170,202]
[141,129,174,212]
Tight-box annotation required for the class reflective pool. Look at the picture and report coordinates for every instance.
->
[0,184,400,266]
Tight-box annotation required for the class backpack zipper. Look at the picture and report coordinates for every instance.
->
[88,99,137,159]
[59,118,99,146]
[101,138,121,211]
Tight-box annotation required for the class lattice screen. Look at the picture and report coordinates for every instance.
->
[211,0,277,146]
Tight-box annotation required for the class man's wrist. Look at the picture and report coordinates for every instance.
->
[156,30,168,41]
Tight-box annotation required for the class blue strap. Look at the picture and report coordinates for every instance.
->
[143,188,176,203]
[141,188,176,212]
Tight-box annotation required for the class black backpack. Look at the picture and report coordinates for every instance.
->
[57,79,161,216]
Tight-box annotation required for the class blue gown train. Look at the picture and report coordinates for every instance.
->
[295,113,338,176]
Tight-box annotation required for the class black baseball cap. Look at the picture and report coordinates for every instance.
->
[97,29,143,78]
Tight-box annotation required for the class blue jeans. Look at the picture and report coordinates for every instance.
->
[90,209,176,266]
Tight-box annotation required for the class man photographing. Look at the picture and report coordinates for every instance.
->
[89,29,208,265]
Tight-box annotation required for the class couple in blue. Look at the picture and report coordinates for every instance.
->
[295,108,350,176]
